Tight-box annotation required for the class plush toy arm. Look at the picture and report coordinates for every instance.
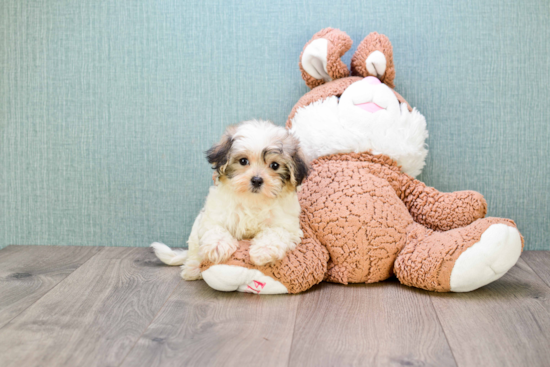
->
[351,32,396,88]
[300,28,352,89]
[398,174,487,231]
[277,221,330,293]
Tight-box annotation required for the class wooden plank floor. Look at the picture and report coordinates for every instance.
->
[0,246,548,367]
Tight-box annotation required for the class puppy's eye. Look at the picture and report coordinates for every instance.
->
[239,158,249,166]
[269,162,280,171]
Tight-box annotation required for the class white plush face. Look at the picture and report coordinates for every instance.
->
[338,76,400,115]
[289,77,429,177]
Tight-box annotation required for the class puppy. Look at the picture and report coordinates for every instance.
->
[151,120,309,280]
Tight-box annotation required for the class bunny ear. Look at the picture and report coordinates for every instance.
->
[299,28,352,89]
[351,32,395,88]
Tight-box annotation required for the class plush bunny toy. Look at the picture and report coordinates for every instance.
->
[199,28,524,294]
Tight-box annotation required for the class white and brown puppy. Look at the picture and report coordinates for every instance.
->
[151,120,308,280]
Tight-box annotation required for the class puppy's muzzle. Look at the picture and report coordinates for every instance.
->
[251,176,263,189]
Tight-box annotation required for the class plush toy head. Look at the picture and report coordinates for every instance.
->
[288,29,428,177]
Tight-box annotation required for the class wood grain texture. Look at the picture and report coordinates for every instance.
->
[288,280,457,367]
[0,245,101,329]
[1,247,549,367]
[0,247,182,367]
[430,258,550,367]
[522,251,550,288]
[120,279,300,367]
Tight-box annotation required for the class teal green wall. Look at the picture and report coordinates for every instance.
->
[1,0,549,249]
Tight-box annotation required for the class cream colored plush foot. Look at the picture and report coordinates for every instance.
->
[202,265,288,295]
[450,224,522,292]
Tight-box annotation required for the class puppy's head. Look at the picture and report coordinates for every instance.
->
[206,120,309,199]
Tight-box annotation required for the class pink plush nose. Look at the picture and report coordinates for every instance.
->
[354,77,384,113]
[364,76,381,85]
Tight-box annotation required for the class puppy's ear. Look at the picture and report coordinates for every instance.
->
[284,132,310,187]
[206,127,235,175]
[291,148,309,186]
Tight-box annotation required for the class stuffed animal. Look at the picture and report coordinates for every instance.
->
[199,28,524,294]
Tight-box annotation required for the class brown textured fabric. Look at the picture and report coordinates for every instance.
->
[351,32,396,88]
[400,186,487,232]
[300,153,414,284]
[299,28,352,89]
[394,218,523,292]
[313,153,487,232]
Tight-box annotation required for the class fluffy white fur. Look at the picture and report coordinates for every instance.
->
[152,120,305,280]
[290,79,429,177]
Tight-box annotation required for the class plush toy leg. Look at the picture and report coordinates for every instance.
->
[202,264,289,295]
[394,218,523,292]
[200,226,329,294]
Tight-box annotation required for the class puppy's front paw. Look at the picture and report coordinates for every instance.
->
[180,257,202,280]
[249,241,286,266]
[200,239,238,264]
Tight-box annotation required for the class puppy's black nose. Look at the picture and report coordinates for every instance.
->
[251,176,264,188]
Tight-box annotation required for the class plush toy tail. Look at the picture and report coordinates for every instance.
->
[150,242,188,265]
